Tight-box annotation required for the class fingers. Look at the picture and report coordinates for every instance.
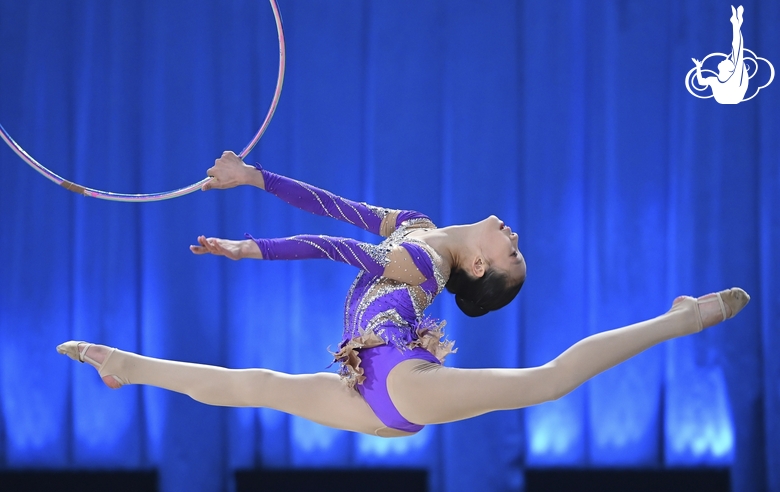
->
[203,164,217,191]
[201,177,216,191]
[190,236,209,254]
[191,236,243,260]
[191,236,220,255]
[203,236,236,258]
[202,236,221,254]
[203,152,240,191]
[215,151,239,167]
[190,245,208,254]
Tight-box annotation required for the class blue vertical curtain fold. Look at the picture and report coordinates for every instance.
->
[0,1,777,491]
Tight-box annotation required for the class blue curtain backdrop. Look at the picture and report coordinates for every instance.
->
[0,1,778,491]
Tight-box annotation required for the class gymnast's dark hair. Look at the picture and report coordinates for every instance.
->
[445,267,524,317]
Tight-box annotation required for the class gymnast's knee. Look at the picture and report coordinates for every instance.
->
[189,368,275,408]
[540,361,580,402]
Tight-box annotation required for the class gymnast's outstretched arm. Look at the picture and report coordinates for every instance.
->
[190,234,432,287]
[203,151,429,237]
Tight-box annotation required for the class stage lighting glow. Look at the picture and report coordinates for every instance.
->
[527,399,583,463]
[292,418,339,452]
[666,339,734,464]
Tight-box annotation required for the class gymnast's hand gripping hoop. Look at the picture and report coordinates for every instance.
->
[0,0,285,203]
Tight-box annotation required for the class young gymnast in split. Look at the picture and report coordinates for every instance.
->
[58,151,750,438]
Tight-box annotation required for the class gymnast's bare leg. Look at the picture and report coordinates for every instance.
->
[386,288,748,425]
[57,342,392,436]
[59,288,747,436]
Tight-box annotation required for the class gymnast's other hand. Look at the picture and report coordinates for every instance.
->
[202,151,258,191]
[189,236,263,260]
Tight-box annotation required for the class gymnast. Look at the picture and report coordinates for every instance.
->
[58,151,750,438]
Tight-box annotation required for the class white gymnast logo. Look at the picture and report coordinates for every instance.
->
[685,5,774,104]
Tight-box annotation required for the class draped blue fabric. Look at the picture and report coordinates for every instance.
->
[0,1,778,491]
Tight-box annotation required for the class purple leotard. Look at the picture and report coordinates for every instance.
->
[246,164,456,433]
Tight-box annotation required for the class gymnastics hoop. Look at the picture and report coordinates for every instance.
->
[0,0,285,202]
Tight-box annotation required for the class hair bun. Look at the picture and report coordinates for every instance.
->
[455,296,489,318]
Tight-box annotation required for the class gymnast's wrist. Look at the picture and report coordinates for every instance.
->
[244,165,266,190]
[240,239,263,259]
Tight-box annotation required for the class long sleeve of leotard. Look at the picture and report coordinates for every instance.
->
[246,233,436,287]
[254,163,431,237]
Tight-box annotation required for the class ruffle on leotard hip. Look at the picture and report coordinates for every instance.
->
[331,317,457,390]
[408,317,458,361]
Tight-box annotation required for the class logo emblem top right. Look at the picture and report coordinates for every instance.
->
[685,5,774,104]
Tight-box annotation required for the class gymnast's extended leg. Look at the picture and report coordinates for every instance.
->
[387,289,749,426]
[56,342,391,436]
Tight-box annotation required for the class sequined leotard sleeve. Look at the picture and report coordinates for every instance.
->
[245,234,435,286]
[254,163,429,237]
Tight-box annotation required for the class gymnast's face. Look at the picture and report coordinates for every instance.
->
[473,215,526,284]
